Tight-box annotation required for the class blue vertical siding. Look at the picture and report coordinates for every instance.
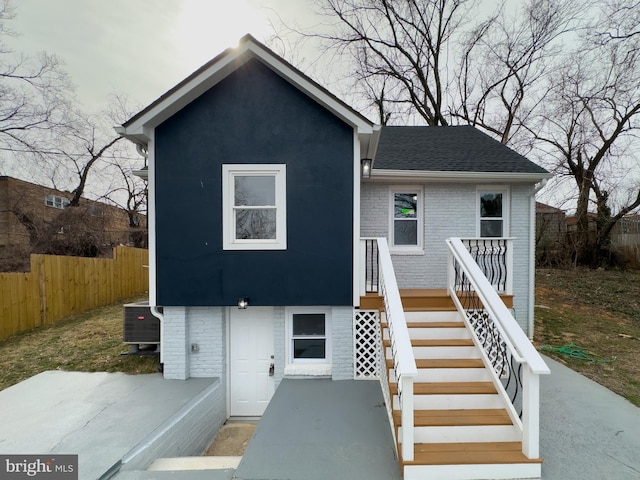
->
[155,59,354,306]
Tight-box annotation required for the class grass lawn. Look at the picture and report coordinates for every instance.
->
[0,296,159,391]
[535,268,640,407]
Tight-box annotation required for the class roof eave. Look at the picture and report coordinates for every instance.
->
[368,169,553,183]
[119,36,373,145]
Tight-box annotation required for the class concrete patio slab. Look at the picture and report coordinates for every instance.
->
[0,371,219,480]
[233,378,402,480]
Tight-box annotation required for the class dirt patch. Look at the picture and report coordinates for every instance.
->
[535,268,640,406]
[204,422,256,456]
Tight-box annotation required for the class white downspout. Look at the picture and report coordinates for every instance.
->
[528,179,548,339]
[134,141,164,366]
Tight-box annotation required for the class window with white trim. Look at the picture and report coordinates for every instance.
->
[478,188,509,237]
[288,309,331,364]
[222,164,286,250]
[45,194,70,209]
[389,188,423,252]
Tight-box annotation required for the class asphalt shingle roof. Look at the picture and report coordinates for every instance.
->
[374,125,548,174]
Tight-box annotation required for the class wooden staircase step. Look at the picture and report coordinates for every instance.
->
[405,442,542,466]
[384,338,474,347]
[393,409,512,427]
[381,321,465,328]
[390,382,497,395]
[387,358,485,369]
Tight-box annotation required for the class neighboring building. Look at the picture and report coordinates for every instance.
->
[565,212,640,246]
[610,214,640,248]
[535,202,567,264]
[0,176,145,255]
[117,35,551,479]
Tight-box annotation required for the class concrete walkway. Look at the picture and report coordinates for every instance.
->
[540,355,640,479]
[233,378,400,480]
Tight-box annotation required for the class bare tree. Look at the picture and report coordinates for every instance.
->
[453,0,585,145]
[313,0,483,126]
[0,1,73,161]
[529,3,640,265]
[98,158,147,248]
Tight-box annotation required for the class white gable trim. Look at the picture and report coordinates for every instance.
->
[121,38,372,143]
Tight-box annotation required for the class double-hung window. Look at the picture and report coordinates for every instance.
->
[390,188,423,252]
[478,188,509,237]
[222,164,286,250]
[291,313,327,360]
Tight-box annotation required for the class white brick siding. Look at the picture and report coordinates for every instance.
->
[188,307,225,378]
[331,306,354,380]
[162,307,189,380]
[361,181,535,334]
[509,184,533,333]
[162,304,356,384]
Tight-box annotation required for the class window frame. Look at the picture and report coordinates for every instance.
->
[222,164,287,250]
[286,307,332,365]
[477,186,510,238]
[389,186,424,254]
[45,194,70,210]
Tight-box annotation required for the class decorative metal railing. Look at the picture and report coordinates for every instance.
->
[447,237,550,458]
[375,238,417,462]
[461,238,513,294]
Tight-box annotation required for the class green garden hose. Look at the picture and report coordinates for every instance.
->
[542,342,617,364]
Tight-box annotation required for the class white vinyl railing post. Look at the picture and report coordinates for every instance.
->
[522,365,540,458]
[400,376,415,461]
[447,247,455,293]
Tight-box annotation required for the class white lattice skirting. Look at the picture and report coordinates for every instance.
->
[354,310,380,379]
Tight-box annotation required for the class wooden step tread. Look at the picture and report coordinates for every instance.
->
[381,321,465,328]
[384,338,474,347]
[404,442,542,466]
[387,358,485,369]
[402,306,457,312]
[393,409,512,427]
[390,382,497,395]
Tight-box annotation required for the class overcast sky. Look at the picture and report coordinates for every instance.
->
[7,0,313,114]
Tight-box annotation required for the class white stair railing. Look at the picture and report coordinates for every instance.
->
[446,237,550,458]
[375,238,417,462]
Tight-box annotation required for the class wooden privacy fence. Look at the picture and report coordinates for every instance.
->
[0,247,149,340]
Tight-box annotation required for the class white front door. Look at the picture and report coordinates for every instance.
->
[230,307,275,416]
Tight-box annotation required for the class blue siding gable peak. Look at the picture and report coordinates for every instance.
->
[154,59,354,307]
[120,34,373,146]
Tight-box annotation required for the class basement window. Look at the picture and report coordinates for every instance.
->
[285,307,331,368]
